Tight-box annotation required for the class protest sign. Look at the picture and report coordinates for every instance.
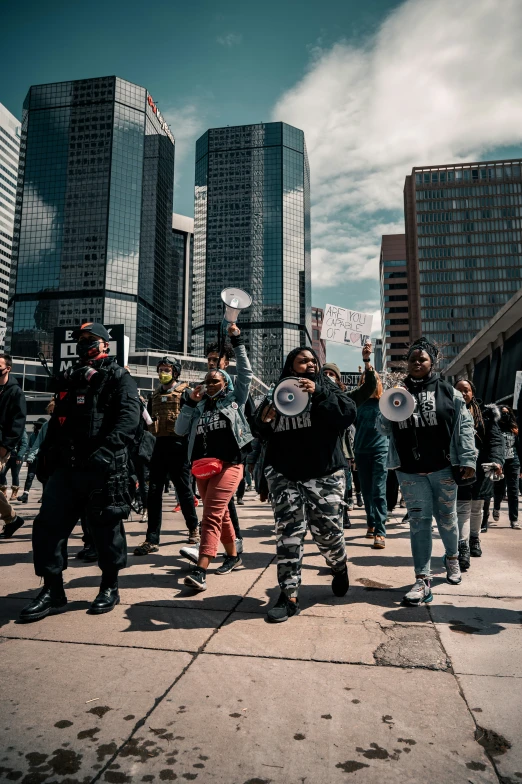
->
[320,304,373,347]
[53,324,125,374]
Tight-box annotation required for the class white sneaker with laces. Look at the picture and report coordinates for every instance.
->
[444,556,462,585]
[403,578,432,605]
[180,545,199,565]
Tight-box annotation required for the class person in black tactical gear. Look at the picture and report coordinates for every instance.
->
[134,356,199,556]
[0,353,27,538]
[19,323,141,622]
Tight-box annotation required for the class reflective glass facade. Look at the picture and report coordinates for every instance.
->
[7,76,174,357]
[0,104,20,348]
[170,213,193,354]
[192,122,311,382]
[405,160,522,367]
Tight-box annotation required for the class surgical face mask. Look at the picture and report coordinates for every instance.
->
[159,372,173,385]
[76,338,102,360]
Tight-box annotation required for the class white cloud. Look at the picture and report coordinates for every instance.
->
[163,103,206,166]
[216,32,243,47]
[272,0,522,288]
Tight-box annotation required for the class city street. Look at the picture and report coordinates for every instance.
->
[0,483,521,784]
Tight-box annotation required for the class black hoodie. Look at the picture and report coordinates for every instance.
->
[0,374,27,452]
[256,358,356,482]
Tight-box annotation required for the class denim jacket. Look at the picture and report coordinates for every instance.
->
[376,387,477,471]
[175,343,254,459]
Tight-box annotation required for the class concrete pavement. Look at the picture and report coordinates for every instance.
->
[0,483,521,784]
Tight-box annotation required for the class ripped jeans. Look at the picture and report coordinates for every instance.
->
[397,467,459,577]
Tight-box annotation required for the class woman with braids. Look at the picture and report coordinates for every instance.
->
[377,338,476,606]
[256,347,356,622]
[454,379,504,566]
[493,405,521,529]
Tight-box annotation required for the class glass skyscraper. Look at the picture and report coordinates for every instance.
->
[404,159,522,367]
[170,213,193,355]
[192,122,311,382]
[7,76,174,357]
[0,103,20,350]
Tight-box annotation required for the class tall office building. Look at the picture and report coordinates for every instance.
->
[404,159,522,367]
[192,122,311,382]
[170,213,193,355]
[379,233,410,369]
[7,76,174,357]
[0,104,20,349]
[311,305,326,365]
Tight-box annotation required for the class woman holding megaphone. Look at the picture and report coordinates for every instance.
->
[256,346,357,623]
[175,324,253,592]
[377,338,476,606]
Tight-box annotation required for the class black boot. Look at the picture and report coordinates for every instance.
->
[332,564,350,596]
[76,543,98,562]
[2,515,25,538]
[19,576,67,622]
[266,592,300,623]
[470,536,482,557]
[343,509,352,529]
[90,573,120,614]
[458,539,471,571]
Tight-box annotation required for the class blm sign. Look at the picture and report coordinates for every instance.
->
[53,325,125,374]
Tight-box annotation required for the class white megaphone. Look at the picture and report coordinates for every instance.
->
[271,377,310,418]
[379,386,416,422]
[221,287,252,324]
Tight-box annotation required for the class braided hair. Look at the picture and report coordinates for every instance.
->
[407,337,440,366]
[456,377,484,435]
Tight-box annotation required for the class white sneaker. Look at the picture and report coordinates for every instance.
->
[403,578,432,605]
[444,556,462,585]
[180,545,199,565]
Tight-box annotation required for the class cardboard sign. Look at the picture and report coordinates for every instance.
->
[53,325,125,374]
[514,371,522,411]
[320,304,373,347]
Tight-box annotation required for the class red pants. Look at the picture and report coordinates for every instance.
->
[197,463,243,558]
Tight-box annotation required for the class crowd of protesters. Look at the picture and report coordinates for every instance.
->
[0,319,519,624]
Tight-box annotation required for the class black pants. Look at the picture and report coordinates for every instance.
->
[386,469,399,512]
[146,438,198,544]
[24,461,37,492]
[32,467,127,578]
[228,497,241,539]
[0,453,21,486]
[494,458,520,522]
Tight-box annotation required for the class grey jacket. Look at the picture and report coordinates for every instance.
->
[377,387,477,471]
[175,343,254,459]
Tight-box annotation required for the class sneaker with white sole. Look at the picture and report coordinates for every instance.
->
[403,578,432,605]
[183,567,207,591]
[444,555,462,585]
[180,545,199,565]
[215,555,242,575]
[511,521,521,529]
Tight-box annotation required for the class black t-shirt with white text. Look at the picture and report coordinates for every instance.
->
[192,405,241,464]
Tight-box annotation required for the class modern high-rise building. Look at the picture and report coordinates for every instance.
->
[7,76,174,358]
[0,103,20,349]
[311,305,326,365]
[170,213,193,355]
[379,233,410,369]
[374,337,383,372]
[192,122,311,382]
[404,159,522,367]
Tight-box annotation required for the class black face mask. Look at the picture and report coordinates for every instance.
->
[501,412,511,423]
[76,338,102,360]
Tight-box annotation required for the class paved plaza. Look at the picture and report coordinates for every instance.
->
[0,480,521,784]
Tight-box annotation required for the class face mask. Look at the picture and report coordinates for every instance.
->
[159,372,173,385]
[501,412,510,422]
[76,339,102,360]
[207,387,225,399]
[0,368,8,377]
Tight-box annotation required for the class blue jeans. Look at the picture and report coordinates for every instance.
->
[355,452,388,537]
[397,467,458,577]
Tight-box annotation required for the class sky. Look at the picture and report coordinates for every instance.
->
[4,0,522,369]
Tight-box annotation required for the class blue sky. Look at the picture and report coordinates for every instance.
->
[4,0,522,368]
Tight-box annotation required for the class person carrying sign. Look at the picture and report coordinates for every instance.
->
[19,323,141,621]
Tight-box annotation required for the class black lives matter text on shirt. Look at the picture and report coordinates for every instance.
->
[273,412,312,432]
[395,389,451,474]
[192,408,242,464]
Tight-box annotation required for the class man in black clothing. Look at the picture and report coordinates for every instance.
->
[0,353,26,538]
[19,323,141,622]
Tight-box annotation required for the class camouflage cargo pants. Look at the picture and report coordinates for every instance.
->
[265,466,347,598]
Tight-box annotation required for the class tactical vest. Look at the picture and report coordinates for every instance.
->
[150,382,190,437]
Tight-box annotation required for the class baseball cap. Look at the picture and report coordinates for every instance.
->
[71,322,111,342]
